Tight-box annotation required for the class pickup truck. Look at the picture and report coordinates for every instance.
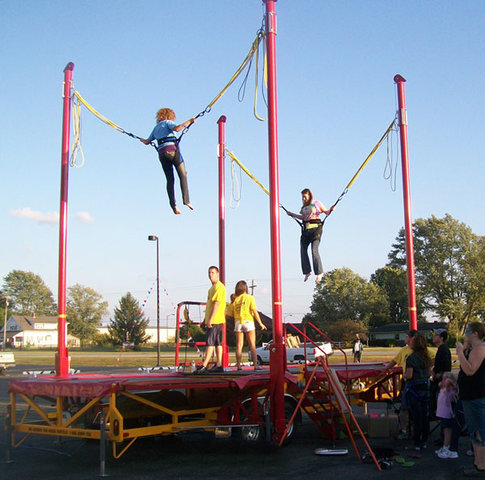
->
[0,352,15,373]
[249,339,333,364]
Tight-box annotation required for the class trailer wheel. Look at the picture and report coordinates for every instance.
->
[281,400,300,446]
[233,399,265,442]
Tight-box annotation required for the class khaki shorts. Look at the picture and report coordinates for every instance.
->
[234,320,255,333]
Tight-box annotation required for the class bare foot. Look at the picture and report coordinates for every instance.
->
[304,273,311,282]
[185,203,194,210]
[173,206,181,215]
[315,273,324,283]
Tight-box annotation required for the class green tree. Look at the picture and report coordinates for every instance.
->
[305,267,388,339]
[370,266,425,324]
[108,293,149,347]
[2,270,56,316]
[67,284,109,347]
[388,214,485,335]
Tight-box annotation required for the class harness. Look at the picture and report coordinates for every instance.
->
[302,219,322,231]
[405,379,430,402]
[157,136,179,150]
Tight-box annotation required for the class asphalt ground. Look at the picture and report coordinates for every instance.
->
[0,365,476,480]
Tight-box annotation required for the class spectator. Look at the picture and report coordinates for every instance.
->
[404,334,432,450]
[353,335,363,363]
[430,328,452,419]
[435,372,460,459]
[457,322,485,476]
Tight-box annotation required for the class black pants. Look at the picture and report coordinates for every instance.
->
[408,393,429,446]
[158,146,190,209]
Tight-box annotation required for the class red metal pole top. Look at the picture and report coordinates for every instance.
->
[217,115,227,124]
[394,74,406,83]
[64,62,75,72]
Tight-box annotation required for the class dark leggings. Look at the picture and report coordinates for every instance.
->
[300,225,323,275]
[408,393,429,446]
[158,146,190,209]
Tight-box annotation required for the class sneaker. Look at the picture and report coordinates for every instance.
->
[438,449,458,459]
[435,446,449,455]
[194,366,208,374]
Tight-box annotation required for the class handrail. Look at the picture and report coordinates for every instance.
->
[175,301,206,366]
[291,321,351,396]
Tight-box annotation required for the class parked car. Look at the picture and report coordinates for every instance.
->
[249,339,333,364]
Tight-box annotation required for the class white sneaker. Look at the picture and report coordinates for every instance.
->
[435,446,447,455]
[437,448,458,459]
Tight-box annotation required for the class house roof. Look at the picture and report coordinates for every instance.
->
[7,315,58,332]
[369,321,448,334]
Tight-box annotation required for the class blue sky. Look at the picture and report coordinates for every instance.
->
[1,1,484,327]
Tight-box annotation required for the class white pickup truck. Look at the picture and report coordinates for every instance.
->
[249,339,333,365]
[0,352,15,373]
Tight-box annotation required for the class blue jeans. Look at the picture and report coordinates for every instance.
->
[300,225,323,275]
[463,397,485,446]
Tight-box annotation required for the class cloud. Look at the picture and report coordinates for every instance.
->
[10,207,59,224]
[75,211,94,223]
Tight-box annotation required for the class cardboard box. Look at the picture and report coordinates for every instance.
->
[366,413,398,438]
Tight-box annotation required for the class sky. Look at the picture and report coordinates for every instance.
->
[1,1,484,328]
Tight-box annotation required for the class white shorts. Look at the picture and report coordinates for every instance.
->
[234,320,255,333]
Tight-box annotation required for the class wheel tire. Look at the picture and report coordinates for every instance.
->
[280,400,299,446]
[234,399,265,442]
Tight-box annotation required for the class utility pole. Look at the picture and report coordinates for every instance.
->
[2,297,8,351]
[249,279,257,295]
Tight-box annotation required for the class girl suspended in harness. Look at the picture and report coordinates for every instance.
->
[140,108,196,215]
[286,188,334,283]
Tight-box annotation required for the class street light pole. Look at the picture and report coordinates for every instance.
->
[148,235,160,366]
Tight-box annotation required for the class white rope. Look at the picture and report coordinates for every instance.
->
[70,93,85,168]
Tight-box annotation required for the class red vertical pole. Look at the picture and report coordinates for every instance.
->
[217,115,229,367]
[264,0,286,441]
[56,62,74,376]
[394,75,418,331]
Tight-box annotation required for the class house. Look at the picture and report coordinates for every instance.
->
[368,321,448,346]
[1,315,80,348]
[97,326,177,344]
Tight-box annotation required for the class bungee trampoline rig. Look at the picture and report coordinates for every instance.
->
[6,1,420,475]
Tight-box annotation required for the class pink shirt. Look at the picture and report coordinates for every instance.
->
[300,200,326,221]
[436,388,456,419]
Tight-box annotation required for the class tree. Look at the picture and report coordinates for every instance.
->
[2,270,56,316]
[108,293,149,347]
[67,284,109,347]
[305,267,388,339]
[370,266,425,324]
[388,214,485,335]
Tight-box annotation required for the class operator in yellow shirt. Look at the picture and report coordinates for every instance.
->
[232,280,267,371]
[196,266,226,374]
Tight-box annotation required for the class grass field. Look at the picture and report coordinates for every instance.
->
[6,347,411,368]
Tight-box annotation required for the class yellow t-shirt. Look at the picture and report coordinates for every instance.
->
[393,344,436,369]
[233,293,257,323]
[225,302,234,318]
[205,281,226,325]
